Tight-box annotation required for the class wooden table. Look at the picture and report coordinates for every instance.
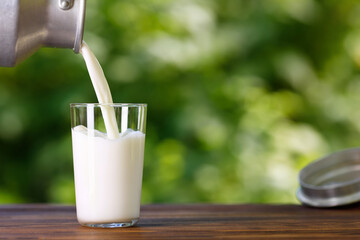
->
[1,204,360,239]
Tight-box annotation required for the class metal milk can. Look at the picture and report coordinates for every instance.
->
[0,0,86,67]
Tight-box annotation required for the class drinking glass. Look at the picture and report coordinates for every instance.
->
[70,103,147,228]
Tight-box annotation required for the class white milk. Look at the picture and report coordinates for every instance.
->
[72,126,145,224]
[80,42,119,139]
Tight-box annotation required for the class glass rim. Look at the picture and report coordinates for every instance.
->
[70,103,147,108]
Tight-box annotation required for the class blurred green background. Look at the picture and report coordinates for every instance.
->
[1,0,360,204]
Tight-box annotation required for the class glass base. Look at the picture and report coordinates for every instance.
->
[81,219,138,228]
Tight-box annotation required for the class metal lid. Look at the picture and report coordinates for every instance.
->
[297,148,360,207]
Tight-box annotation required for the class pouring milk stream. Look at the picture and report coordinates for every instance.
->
[79,41,119,139]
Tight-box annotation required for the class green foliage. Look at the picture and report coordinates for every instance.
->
[1,0,360,204]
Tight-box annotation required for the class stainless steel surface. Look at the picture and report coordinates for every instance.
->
[46,0,85,52]
[73,0,86,53]
[297,148,360,207]
[0,0,24,67]
[0,0,86,67]
[59,0,74,10]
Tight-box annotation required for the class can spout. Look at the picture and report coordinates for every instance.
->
[45,0,86,53]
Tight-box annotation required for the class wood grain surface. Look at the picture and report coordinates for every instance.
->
[1,204,360,239]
